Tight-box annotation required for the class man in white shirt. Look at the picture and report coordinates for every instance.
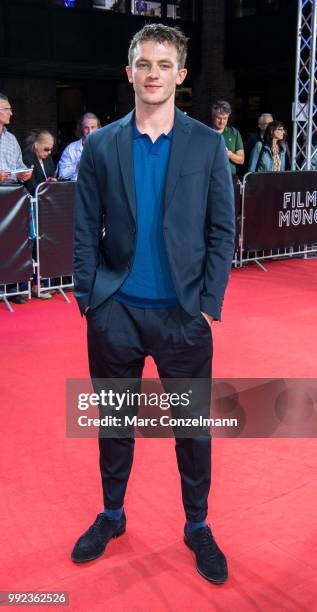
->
[58,112,100,180]
[0,93,34,304]
[0,93,33,184]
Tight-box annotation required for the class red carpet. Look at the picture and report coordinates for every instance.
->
[1,259,317,611]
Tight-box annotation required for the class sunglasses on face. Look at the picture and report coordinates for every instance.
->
[43,147,53,152]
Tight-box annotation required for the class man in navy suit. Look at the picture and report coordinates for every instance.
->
[72,23,235,584]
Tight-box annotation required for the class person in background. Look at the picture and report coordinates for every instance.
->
[0,92,33,304]
[248,120,290,172]
[244,112,274,170]
[58,112,101,180]
[23,130,56,196]
[211,100,244,174]
[0,93,33,186]
[23,130,57,300]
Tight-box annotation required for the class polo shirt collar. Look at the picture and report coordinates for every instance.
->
[132,120,173,140]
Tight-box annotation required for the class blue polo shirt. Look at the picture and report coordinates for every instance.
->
[115,123,178,309]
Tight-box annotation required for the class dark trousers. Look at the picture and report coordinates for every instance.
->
[87,298,213,523]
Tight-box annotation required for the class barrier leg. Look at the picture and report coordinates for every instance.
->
[254,258,268,272]
[57,287,71,303]
[0,294,14,313]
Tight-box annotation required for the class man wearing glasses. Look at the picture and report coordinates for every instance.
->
[0,93,34,304]
[0,93,33,184]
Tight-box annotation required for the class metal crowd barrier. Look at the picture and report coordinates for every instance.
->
[238,244,317,271]
[238,170,317,269]
[0,185,32,312]
[0,182,75,312]
[232,175,242,267]
[33,181,75,302]
[1,173,317,311]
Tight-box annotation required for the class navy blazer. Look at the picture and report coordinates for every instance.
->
[74,108,235,319]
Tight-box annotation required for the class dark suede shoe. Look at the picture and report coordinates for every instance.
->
[71,512,126,563]
[184,525,228,584]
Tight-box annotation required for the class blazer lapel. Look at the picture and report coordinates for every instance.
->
[116,111,137,221]
[35,157,46,182]
[164,108,192,211]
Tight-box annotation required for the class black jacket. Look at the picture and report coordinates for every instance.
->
[23,150,56,196]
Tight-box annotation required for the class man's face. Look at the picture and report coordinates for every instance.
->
[258,116,273,134]
[35,135,54,160]
[212,112,229,132]
[81,118,99,139]
[0,98,13,127]
[126,40,187,107]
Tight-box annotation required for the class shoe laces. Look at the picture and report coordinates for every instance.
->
[89,513,107,534]
[195,525,219,559]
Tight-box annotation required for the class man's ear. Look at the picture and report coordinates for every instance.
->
[126,66,133,83]
[176,68,187,86]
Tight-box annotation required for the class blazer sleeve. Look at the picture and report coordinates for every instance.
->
[200,135,235,320]
[248,142,261,172]
[73,137,103,315]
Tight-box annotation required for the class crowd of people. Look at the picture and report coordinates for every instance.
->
[0,88,300,307]
[0,93,102,191]
[0,90,292,194]
[209,100,291,176]
[0,95,102,304]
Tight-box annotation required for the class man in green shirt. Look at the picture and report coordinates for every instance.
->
[211,100,244,174]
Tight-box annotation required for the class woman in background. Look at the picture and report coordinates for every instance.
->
[248,120,290,172]
[23,130,56,299]
[23,129,56,195]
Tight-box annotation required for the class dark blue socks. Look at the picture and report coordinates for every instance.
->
[103,507,123,521]
[186,520,207,534]
[103,508,206,531]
